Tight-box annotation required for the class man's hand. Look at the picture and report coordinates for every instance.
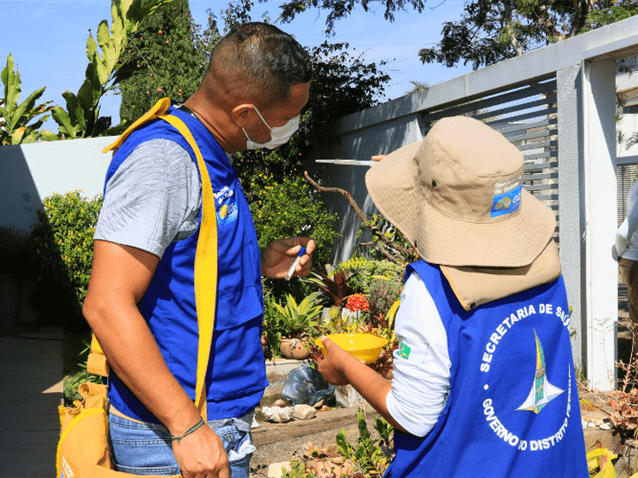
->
[261,237,316,279]
[172,424,230,478]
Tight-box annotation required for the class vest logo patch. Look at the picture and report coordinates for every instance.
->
[214,185,239,227]
[478,302,573,452]
[398,342,411,359]
[515,330,564,414]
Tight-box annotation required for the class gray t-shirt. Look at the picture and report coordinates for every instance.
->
[95,138,202,258]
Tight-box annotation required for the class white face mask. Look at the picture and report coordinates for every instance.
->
[242,105,300,150]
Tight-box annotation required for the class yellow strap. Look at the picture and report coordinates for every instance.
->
[102,97,171,154]
[159,114,218,422]
[91,99,218,422]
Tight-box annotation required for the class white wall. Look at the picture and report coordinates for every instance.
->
[0,136,117,234]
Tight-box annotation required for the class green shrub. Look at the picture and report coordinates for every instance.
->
[250,172,340,301]
[338,257,402,294]
[30,191,102,331]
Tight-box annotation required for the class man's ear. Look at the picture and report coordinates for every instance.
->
[231,104,255,128]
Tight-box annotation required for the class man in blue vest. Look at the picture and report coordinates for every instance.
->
[319,116,588,477]
[83,23,315,478]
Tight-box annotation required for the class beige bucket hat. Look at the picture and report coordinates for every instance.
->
[365,116,556,268]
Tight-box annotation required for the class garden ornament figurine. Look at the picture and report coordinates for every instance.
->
[318,116,589,477]
[83,22,315,478]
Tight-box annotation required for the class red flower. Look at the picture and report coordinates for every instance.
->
[345,294,369,313]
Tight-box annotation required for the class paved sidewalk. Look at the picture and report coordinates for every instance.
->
[0,327,63,478]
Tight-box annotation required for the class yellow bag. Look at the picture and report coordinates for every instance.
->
[56,99,219,477]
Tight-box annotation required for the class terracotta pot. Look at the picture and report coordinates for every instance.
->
[280,337,310,360]
[261,334,268,354]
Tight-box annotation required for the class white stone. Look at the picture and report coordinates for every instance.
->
[292,404,317,420]
[262,406,293,423]
[267,462,292,478]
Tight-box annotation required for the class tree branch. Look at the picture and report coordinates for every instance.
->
[304,170,410,263]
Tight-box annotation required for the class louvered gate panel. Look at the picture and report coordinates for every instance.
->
[419,77,560,241]
[617,164,638,224]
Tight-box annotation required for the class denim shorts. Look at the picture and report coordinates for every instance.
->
[108,411,256,477]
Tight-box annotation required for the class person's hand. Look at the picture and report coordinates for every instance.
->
[317,336,351,386]
[172,423,230,478]
[261,237,316,279]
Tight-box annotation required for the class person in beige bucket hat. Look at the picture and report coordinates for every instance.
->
[365,116,556,268]
[318,117,588,477]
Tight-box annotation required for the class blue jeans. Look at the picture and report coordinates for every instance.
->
[108,412,255,477]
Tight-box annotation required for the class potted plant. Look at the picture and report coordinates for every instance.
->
[305,266,357,324]
[269,292,323,359]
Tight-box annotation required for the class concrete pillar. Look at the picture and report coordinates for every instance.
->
[582,59,619,390]
[557,64,586,371]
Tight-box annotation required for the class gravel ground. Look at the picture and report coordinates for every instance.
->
[250,424,360,477]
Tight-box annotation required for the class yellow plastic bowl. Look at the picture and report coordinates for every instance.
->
[316,333,388,364]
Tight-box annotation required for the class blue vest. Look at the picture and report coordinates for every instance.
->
[104,104,268,423]
[386,261,588,478]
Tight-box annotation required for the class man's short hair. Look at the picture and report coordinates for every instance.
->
[209,22,312,106]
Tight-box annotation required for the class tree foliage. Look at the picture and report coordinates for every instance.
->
[419,0,638,70]
[117,0,220,125]
[276,0,426,35]
[0,54,56,145]
[51,0,177,138]
[272,0,638,70]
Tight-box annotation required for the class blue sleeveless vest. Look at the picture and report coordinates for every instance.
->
[386,261,588,478]
[104,104,268,423]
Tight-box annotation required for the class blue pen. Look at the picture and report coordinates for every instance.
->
[285,246,306,281]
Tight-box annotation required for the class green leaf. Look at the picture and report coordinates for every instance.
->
[51,105,78,138]
[86,32,98,64]
[39,130,60,141]
[75,81,96,128]
[336,428,352,459]
[96,20,111,54]
[8,86,46,131]
[10,127,25,144]
[61,89,88,129]
[1,54,20,117]
[22,130,41,144]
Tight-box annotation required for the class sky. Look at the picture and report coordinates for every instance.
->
[0,0,472,130]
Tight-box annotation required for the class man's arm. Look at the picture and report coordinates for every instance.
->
[83,240,230,478]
